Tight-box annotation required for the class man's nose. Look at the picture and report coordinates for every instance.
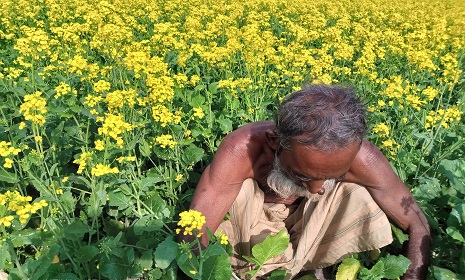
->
[301,180,325,194]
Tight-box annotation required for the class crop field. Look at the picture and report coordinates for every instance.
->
[0,0,464,278]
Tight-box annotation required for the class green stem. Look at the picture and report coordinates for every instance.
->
[8,242,28,279]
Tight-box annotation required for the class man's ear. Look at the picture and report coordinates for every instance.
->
[265,129,280,151]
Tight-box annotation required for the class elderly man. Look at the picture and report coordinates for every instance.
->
[187,84,430,279]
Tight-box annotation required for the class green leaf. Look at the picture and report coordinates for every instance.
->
[438,159,465,194]
[203,244,229,260]
[251,229,289,265]
[134,216,164,235]
[381,254,411,279]
[216,118,233,134]
[181,144,205,166]
[154,236,179,269]
[201,254,232,280]
[411,177,441,202]
[65,220,89,236]
[75,245,99,262]
[30,244,60,280]
[268,269,287,280]
[144,193,168,216]
[390,224,409,244]
[336,257,362,280]
[0,169,19,184]
[446,203,465,243]
[359,261,384,280]
[433,266,460,280]
[9,229,40,247]
[242,255,258,265]
[108,191,133,210]
[59,191,75,213]
[140,139,152,157]
[177,251,200,279]
[99,255,129,280]
[136,249,153,270]
[0,243,11,270]
[190,93,205,107]
[48,273,79,280]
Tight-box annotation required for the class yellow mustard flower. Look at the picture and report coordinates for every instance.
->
[177,210,206,236]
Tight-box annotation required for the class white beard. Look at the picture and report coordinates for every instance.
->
[267,157,336,202]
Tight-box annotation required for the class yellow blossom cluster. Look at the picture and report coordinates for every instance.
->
[116,156,136,163]
[54,82,77,99]
[372,123,390,138]
[73,151,93,174]
[97,113,134,147]
[0,141,21,168]
[14,26,59,60]
[425,105,463,129]
[192,107,205,119]
[93,80,111,94]
[19,91,47,126]
[105,89,138,112]
[175,210,206,236]
[152,105,182,127]
[0,191,48,226]
[216,230,229,245]
[91,163,119,177]
[155,135,177,149]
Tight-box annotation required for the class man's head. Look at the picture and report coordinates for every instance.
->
[266,84,367,197]
[275,84,367,151]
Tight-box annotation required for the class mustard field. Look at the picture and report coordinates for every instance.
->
[0,0,464,278]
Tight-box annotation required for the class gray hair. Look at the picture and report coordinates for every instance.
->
[275,84,367,151]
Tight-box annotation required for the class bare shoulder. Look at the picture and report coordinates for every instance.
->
[354,140,386,166]
[213,121,274,161]
[207,121,275,183]
[347,140,401,189]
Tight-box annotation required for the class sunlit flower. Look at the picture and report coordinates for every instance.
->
[177,210,206,236]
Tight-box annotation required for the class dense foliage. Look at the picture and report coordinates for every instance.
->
[0,0,464,279]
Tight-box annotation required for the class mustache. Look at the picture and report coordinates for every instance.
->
[267,157,336,201]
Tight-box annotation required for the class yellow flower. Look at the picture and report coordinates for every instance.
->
[73,151,93,174]
[217,230,229,245]
[155,135,176,149]
[382,139,395,148]
[62,177,69,183]
[175,174,184,181]
[192,107,204,119]
[3,158,13,168]
[19,91,47,126]
[93,80,111,93]
[91,164,119,177]
[54,82,77,98]
[372,123,390,137]
[177,210,206,236]
[0,216,14,227]
[95,140,105,151]
[56,189,64,195]
[19,122,26,130]
[189,270,197,275]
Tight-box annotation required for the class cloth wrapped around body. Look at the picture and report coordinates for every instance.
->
[217,179,393,279]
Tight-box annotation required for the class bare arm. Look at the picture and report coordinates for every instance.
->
[347,141,431,279]
[181,131,254,247]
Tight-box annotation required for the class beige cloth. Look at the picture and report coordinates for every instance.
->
[217,179,393,279]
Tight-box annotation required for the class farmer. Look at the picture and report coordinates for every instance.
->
[185,84,430,279]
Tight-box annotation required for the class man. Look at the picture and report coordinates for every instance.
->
[186,84,430,279]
